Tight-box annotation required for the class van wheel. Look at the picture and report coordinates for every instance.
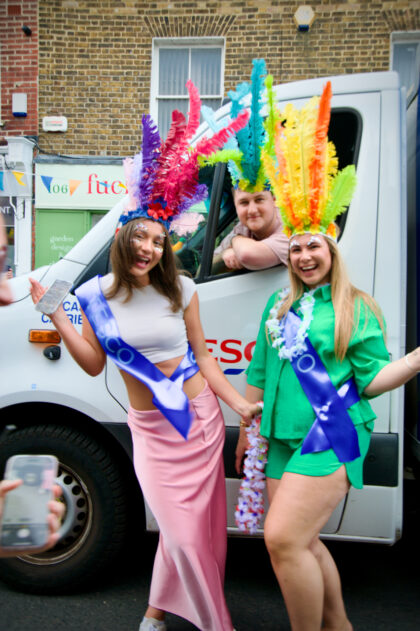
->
[0,423,132,593]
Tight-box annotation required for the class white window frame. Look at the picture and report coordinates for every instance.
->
[150,37,225,132]
[390,31,420,101]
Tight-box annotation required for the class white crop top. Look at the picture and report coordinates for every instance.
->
[99,274,197,364]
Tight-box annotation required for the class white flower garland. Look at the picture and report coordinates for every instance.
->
[235,290,317,534]
[235,407,268,535]
[266,288,316,360]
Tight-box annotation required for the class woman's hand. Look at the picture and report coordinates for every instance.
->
[365,346,420,397]
[405,348,420,371]
[237,401,263,425]
[29,278,105,376]
[235,427,250,475]
[29,278,67,323]
[29,277,47,305]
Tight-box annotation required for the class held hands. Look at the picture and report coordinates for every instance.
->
[234,401,263,474]
[0,479,65,558]
[239,401,263,425]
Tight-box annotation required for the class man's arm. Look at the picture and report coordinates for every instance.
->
[229,234,283,270]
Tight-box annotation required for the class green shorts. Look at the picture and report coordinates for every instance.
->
[265,421,373,489]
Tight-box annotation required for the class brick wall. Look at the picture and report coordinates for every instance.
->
[37,0,420,156]
[0,0,38,141]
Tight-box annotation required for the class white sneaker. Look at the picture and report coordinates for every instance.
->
[139,616,167,631]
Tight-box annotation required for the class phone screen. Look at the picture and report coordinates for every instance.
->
[0,455,58,549]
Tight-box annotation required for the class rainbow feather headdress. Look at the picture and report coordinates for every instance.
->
[201,59,278,193]
[262,81,357,240]
[119,80,250,236]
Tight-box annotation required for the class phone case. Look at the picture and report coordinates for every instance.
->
[35,279,73,315]
[0,454,59,550]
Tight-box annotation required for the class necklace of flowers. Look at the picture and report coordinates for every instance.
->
[235,404,268,535]
[266,287,316,360]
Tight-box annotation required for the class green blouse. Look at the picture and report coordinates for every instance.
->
[246,284,391,440]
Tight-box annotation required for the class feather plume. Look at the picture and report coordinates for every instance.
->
[263,83,357,238]
[322,165,357,229]
[152,110,187,200]
[198,148,243,167]
[123,157,138,211]
[139,114,161,204]
[194,110,250,157]
[153,81,203,203]
[201,104,220,134]
[201,105,239,153]
[239,59,267,187]
[130,152,144,209]
[263,74,280,159]
[308,82,332,222]
[298,96,319,221]
[184,79,202,142]
[229,82,251,119]
[119,78,257,237]
[170,211,205,237]
[200,104,242,183]
[159,110,187,162]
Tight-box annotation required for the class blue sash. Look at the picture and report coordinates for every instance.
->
[75,275,199,439]
[283,309,361,463]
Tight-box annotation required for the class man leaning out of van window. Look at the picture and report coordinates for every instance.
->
[214,188,289,271]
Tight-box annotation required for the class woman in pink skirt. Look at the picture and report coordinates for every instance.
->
[30,83,256,631]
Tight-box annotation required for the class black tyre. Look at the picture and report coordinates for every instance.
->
[0,423,132,593]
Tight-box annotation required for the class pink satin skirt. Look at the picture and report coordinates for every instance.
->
[127,382,233,631]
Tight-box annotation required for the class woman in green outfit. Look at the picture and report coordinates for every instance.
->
[235,83,420,631]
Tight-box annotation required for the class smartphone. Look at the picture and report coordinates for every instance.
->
[0,454,59,550]
[35,279,73,315]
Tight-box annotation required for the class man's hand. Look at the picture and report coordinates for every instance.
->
[222,247,244,270]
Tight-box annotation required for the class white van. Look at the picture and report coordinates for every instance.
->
[0,70,416,593]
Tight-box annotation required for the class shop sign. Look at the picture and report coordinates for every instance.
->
[35,163,127,209]
[0,196,17,226]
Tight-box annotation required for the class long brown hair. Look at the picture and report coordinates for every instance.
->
[105,219,183,312]
[275,237,385,361]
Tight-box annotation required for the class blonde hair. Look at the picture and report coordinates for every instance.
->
[105,219,183,312]
[276,237,385,361]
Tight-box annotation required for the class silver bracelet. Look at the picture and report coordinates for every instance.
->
[404,353,420,372]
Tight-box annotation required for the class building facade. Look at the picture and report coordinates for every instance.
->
[0,0,38,275]
[1,0,419,272]
[36,0,420,156]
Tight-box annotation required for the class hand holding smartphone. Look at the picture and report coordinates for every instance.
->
[34,279,73,315]
[0,454,59,552]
